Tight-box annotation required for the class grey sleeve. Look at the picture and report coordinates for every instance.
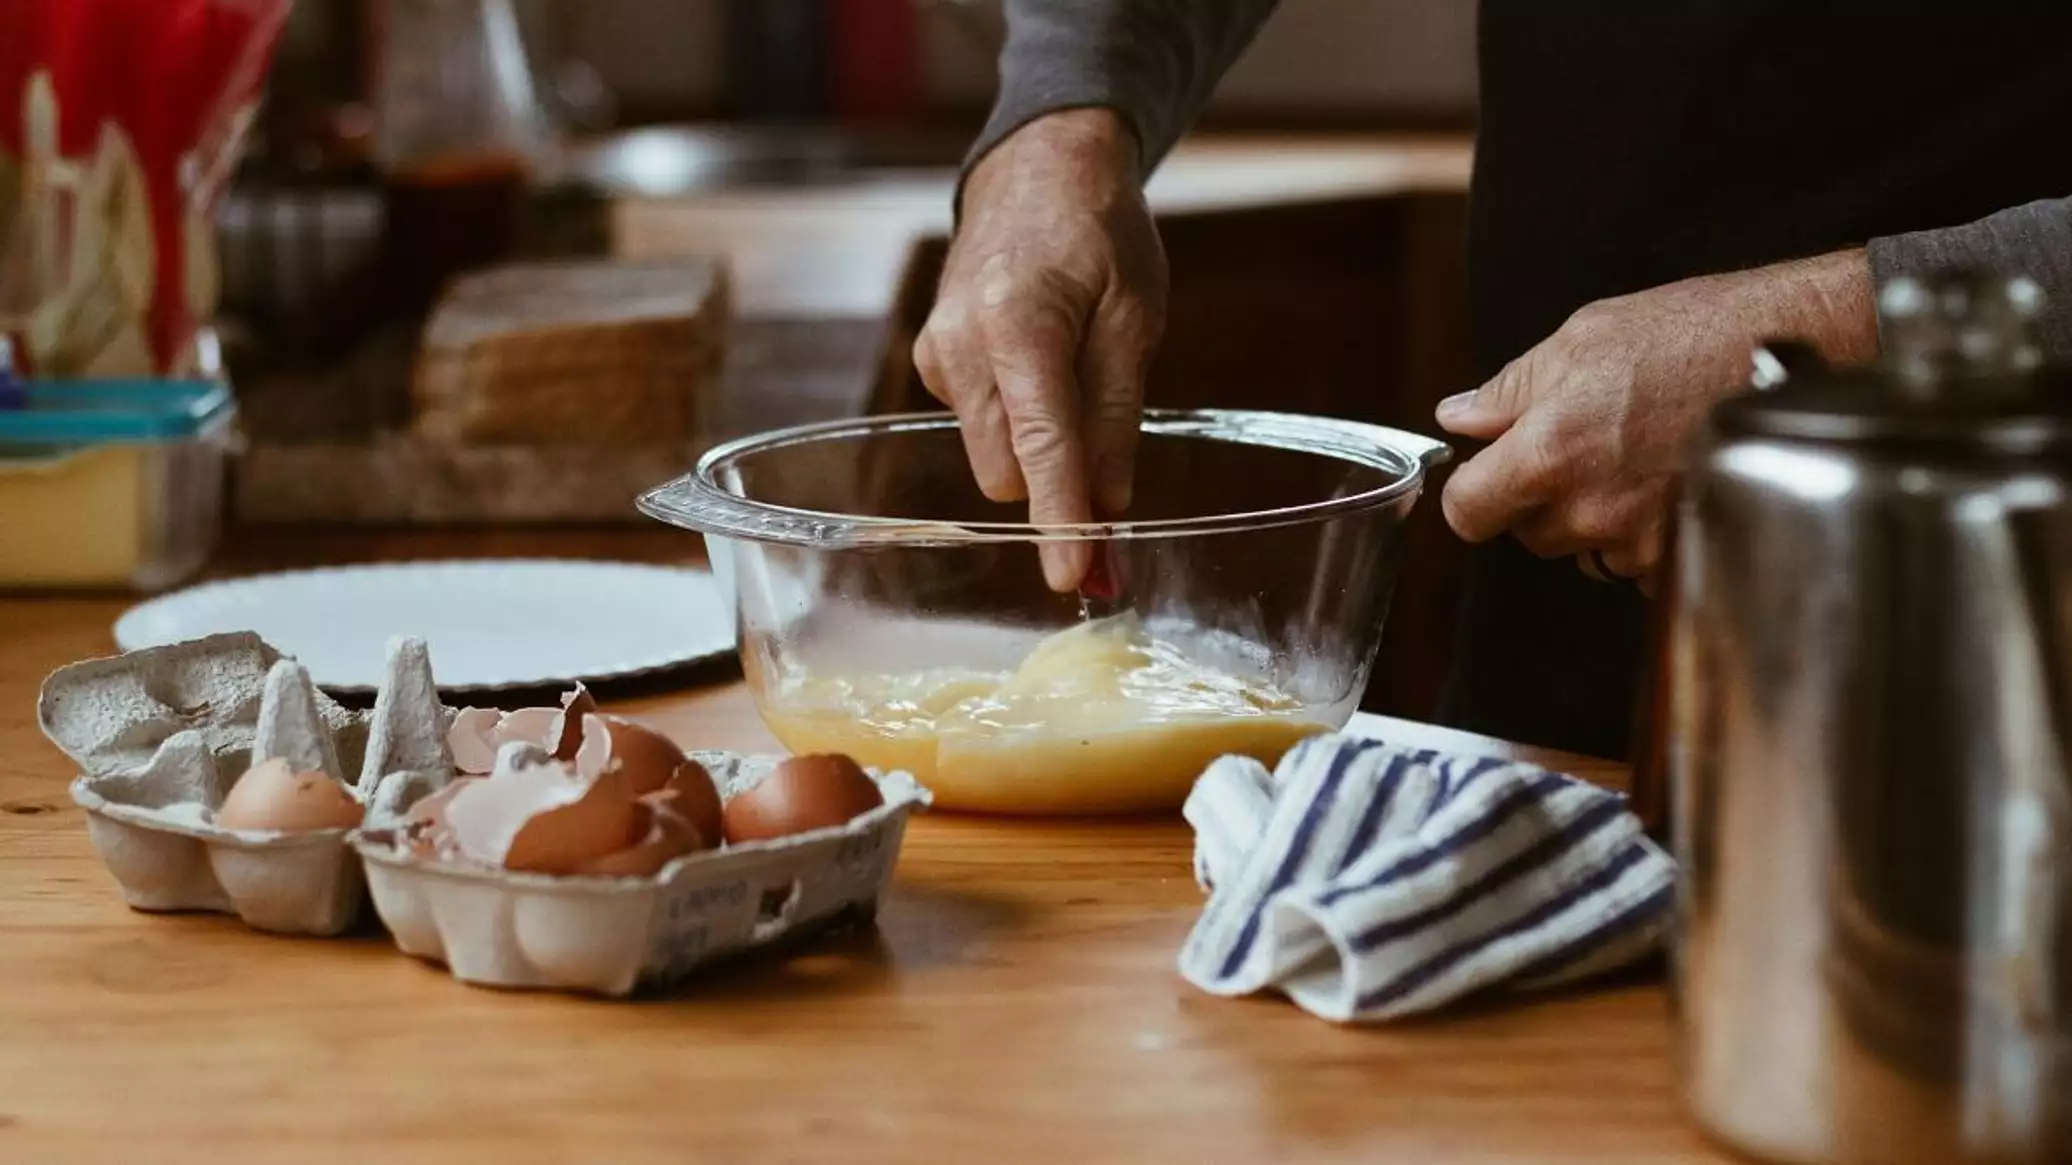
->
[1868,197,2072,358]
[964,0,1283,181]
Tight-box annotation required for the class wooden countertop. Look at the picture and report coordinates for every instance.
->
[0,529,1727,1164]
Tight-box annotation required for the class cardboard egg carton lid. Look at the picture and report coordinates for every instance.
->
[39,631,366,778]
[40,633,458,936]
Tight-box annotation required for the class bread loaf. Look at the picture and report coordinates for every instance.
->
[411,258,729,445]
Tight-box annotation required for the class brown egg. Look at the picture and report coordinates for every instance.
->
[721,754,883,845]
[572,799,707,878]
[444,760,637,874]
[215,757,365,833]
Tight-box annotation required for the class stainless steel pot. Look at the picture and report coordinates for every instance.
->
[1667,269,2071,1164]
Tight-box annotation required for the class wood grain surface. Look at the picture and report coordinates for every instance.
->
[0,529,1730,1164]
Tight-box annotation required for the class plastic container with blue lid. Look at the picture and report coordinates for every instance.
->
[0,374,240,591]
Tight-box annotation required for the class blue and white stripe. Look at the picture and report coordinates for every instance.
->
[1179,734,1676,1022]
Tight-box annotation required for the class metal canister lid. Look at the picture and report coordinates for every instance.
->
[1713,267,2072,450]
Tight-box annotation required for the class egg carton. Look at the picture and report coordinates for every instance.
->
[352,755,930,997]
[40,632,457,936]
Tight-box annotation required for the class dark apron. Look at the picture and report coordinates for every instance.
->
[1437,0,2072,759]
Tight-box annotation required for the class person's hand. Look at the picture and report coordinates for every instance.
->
[1434,248,1878,592]
[914,108,1168,590]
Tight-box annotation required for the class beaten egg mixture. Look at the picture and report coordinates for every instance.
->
[758,614,1326,813]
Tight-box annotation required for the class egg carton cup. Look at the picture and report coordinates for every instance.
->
[41,632,457,937]
[353,755,931,998]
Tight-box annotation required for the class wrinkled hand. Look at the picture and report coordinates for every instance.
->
[914,109,1169,590]
[1435,249,1878,592]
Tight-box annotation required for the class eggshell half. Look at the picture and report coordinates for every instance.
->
[545,684,600,761]
[403,775,481,858]
[571,799,706,878]
[660,759,724,851]
[214,757,366,833]
[448,708,505,775]
[443,759,637,874]
[574,714,725,845]
[493,707,558,752]
[574,714,680,794]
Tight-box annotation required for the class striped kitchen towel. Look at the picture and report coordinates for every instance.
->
[1178,733,1677,1022]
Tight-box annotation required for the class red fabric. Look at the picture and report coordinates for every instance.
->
[827,0,919,122]
[0,0,289,374]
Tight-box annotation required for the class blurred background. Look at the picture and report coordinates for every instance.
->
[260,0,1476,129]
[152,0,1479,720]
[546,0,1475,123]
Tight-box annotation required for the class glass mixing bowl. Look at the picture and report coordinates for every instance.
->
[638,409,1450,815]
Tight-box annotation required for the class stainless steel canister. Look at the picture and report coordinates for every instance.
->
[1668,269,2072,1164]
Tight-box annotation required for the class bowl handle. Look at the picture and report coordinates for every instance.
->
[1403,432,1454,470]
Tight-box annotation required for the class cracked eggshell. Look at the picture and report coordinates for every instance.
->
[448,708,505,775]
[547,683,599,761]
[496,708,559,751]
[572,799,705,878]
[573,713,725,847]
[575,713,687,794]
[353,752,932,997]
[46,633,457,937]
[361,768,482,871]
[442,752,638,875]
[447,688,592,777]
[656,761,724,851]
